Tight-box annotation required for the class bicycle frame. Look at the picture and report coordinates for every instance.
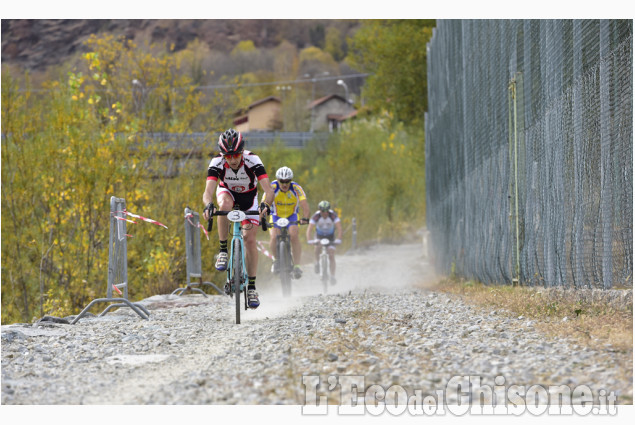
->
[228,217,248,302]
[309,238,339,293]
[209,208,265,324]
[318,239,331,293]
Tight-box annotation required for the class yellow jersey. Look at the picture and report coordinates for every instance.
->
[269,180,306,218]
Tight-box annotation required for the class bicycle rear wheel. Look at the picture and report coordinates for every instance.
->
[232,238,243,324]
[279,240,291,297]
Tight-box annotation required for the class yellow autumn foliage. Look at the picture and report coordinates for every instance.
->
[2,34,427,325]
[1,35,229,323]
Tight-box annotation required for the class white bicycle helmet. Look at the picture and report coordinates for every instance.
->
[276,166,293,181]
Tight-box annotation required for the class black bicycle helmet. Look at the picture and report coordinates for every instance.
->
[218,129,244,155]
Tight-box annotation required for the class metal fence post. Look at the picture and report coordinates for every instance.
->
[351,217,357,251]
[422,227,430,260]
[71,196,150,324]
[172,207,225,296]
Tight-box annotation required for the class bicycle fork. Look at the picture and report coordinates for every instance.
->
[227,222,247,298]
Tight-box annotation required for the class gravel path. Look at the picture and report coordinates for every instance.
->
[1,243,632,409]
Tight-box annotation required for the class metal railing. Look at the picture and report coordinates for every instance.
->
[171,207,224,297]
[71,197,150,324]
[132,131,330,151]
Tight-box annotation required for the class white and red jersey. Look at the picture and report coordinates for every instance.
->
[206,150,268,194]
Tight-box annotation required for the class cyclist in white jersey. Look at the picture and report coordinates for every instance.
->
[306,200,342,284]
[202,129,274,309]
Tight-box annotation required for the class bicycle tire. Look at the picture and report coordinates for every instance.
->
[279,240,291,297]
[233,238,242,324]
[321,253,329,294]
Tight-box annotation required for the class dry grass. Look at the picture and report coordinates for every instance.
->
[426,277,633,353]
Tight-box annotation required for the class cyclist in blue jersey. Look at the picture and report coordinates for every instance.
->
[306,200,342,285]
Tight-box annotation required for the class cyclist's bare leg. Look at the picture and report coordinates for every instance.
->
[289,225,301,264]
[243,223,259,277]
[216,192,234,242]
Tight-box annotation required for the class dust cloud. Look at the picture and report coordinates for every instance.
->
[243,242,437,321]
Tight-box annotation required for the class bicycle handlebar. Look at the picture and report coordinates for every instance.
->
[211,209,261,216]
[272,219,309,226]
[207,209,268,232]
[308,239,342,245]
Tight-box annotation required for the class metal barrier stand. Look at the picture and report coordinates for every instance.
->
[171,207,225,297]
[71,197,150,324]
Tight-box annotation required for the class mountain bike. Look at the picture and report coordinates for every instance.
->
[271,217,307,297]
[308,238,341,294]
[208,208,267,324]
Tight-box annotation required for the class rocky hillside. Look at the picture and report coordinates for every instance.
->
[2,19,359,72]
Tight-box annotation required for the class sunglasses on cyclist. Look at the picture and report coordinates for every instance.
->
[223,152,243,160]
[279,179,291,184]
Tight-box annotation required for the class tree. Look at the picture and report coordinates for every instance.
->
[175,38,212,86]
[1,34,221,324]
[273,40,298,78]
[309,24,325,48]
[348,20,435,125]
[231,40,259,74]
[298,46,338,78]
[325,27,346,62]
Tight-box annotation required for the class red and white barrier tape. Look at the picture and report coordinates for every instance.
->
[111,216,136,237]
[112,215,136,224]
[122,210,168,229]
[111,210,168,238]
[112,284,123,295]
[256,240,275,260]
[185,213,209,240]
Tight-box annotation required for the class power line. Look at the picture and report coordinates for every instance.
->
[17,73,371,93]
[193,73,371,90]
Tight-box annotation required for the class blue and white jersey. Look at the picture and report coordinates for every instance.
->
[310,209,340,237]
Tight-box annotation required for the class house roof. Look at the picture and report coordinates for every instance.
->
[248,96,281,109]
[307,94,348,110]
[327,110,359,122]
[234,96,281,116]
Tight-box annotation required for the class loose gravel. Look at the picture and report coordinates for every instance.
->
[1,243,632,407]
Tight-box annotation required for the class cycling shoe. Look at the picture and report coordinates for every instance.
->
[292,265,303,279]
[215,252,228,271]
[247,289,260,308]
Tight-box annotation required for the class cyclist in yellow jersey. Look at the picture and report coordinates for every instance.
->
[266,166,310,278]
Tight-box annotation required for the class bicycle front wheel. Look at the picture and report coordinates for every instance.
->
[279,240,291,297]
[232,238,243,324]
[320,253,329,294]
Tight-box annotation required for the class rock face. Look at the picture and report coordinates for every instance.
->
[1,19,358,71]
[2,19,114,70]
[1,244,632,407]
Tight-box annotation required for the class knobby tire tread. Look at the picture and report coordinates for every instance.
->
[233,238,242,324]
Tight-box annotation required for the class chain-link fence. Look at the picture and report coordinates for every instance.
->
[425,20,632,289]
